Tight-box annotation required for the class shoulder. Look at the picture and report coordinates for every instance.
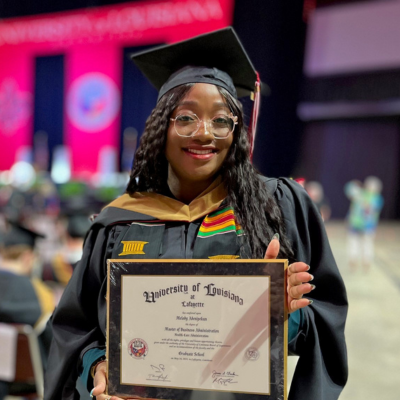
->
[259,176,321,235]
[259,176,310,205]
[81,195,160,252]
[0,270,31,285]
[0,271,36,300]
[91,194,158,229]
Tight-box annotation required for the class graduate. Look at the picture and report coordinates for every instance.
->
[0,222,54,327]
[44,27,348,400]
[0,222,54,399]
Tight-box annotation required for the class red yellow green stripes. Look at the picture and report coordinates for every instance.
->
[198,207,243,238]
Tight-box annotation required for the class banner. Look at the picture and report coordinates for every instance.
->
[0,0,234,173]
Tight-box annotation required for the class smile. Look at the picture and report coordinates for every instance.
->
[186,148,216,155]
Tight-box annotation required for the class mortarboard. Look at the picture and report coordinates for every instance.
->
[1,221,45,248]
[130,27,262,157]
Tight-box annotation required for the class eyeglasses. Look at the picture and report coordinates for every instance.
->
[170,113,238,139]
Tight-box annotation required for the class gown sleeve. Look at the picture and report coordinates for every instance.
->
[44,224,114,400]
[275,178,348,400]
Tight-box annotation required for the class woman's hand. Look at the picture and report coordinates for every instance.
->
[91,362,143,400]
[264,234,314,313]
[91,362,112,400]
[90,362,123,400]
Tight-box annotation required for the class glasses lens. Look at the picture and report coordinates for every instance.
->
[211,115,234,138]
[174,114,199,137]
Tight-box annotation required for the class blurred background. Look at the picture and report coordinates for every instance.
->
[0,0,399,399]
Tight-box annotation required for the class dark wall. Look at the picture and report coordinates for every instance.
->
[295,119,400,219]
[34,55,64,170]
[120,45,159,171]
[232,0,307,177]
[0,0,134,18]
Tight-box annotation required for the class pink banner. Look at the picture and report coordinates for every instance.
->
[0,0,234,173]
[65,44,122,175]
[0,48,34,169]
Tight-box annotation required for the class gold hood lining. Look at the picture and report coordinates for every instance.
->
[104,177,227,222]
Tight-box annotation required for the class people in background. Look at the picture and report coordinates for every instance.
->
[0,221,55,399]
[305,180,331,222]
[344,176,384,271]
[43,214,91,286]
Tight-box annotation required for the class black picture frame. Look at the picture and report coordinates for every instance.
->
[107,259,288,400]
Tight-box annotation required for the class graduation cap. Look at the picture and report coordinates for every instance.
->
[1,221,45,248]
[130,27,262,157]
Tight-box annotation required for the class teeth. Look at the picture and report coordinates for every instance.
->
[187,149,213,155]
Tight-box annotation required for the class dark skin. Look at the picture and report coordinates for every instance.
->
[91,83,314,400]
[165,83,233,204]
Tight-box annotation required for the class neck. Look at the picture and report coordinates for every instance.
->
[0,259,28,275]
[167,168,216,204]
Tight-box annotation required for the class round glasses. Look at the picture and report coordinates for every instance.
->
[170,113,238,139]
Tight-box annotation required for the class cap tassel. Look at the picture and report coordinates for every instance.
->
[248,71,261,160]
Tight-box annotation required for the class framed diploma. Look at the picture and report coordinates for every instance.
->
[107,259,288,400]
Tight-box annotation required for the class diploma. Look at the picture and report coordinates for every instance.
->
[107,260,288,400]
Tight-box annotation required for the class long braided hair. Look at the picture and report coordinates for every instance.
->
[126,84,293,260]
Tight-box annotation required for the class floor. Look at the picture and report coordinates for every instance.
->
[287,221,400,400]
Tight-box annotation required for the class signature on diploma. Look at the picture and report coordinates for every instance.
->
[147,364,169,382]
[212,370,239,386]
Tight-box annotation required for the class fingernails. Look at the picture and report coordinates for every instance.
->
[309,274,314,281]
[90,389,94,398]
[306,265,311,271]
[272,233,280,241]
[308,299,313,305]
[310,284,316,291]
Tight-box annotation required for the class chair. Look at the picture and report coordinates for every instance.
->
[3,324,44,399]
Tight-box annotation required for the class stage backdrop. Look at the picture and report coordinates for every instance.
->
[0,0,234,174]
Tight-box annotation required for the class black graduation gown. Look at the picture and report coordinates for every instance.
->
[44,178,348,400]
[0,271,42,326]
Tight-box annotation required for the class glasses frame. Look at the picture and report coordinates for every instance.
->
[170,112,238,139]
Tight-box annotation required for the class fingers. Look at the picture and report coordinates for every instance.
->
[91,384,107,398]
[289,297,313,313]
[91,362,107,397]
[91,390,126,400]
[95,396,125,400]
[287,262,314,314]
[287,262,313,286]
[288,271,313,286]
[91,362,141,400]
[288,262,310,274]
[264,233,280,259]
[289,282,315,299]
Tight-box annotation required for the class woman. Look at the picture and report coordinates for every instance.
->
[44,28,348,400]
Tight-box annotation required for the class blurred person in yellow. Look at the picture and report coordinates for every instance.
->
[43,215,91,287]
[0,221,55,399]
